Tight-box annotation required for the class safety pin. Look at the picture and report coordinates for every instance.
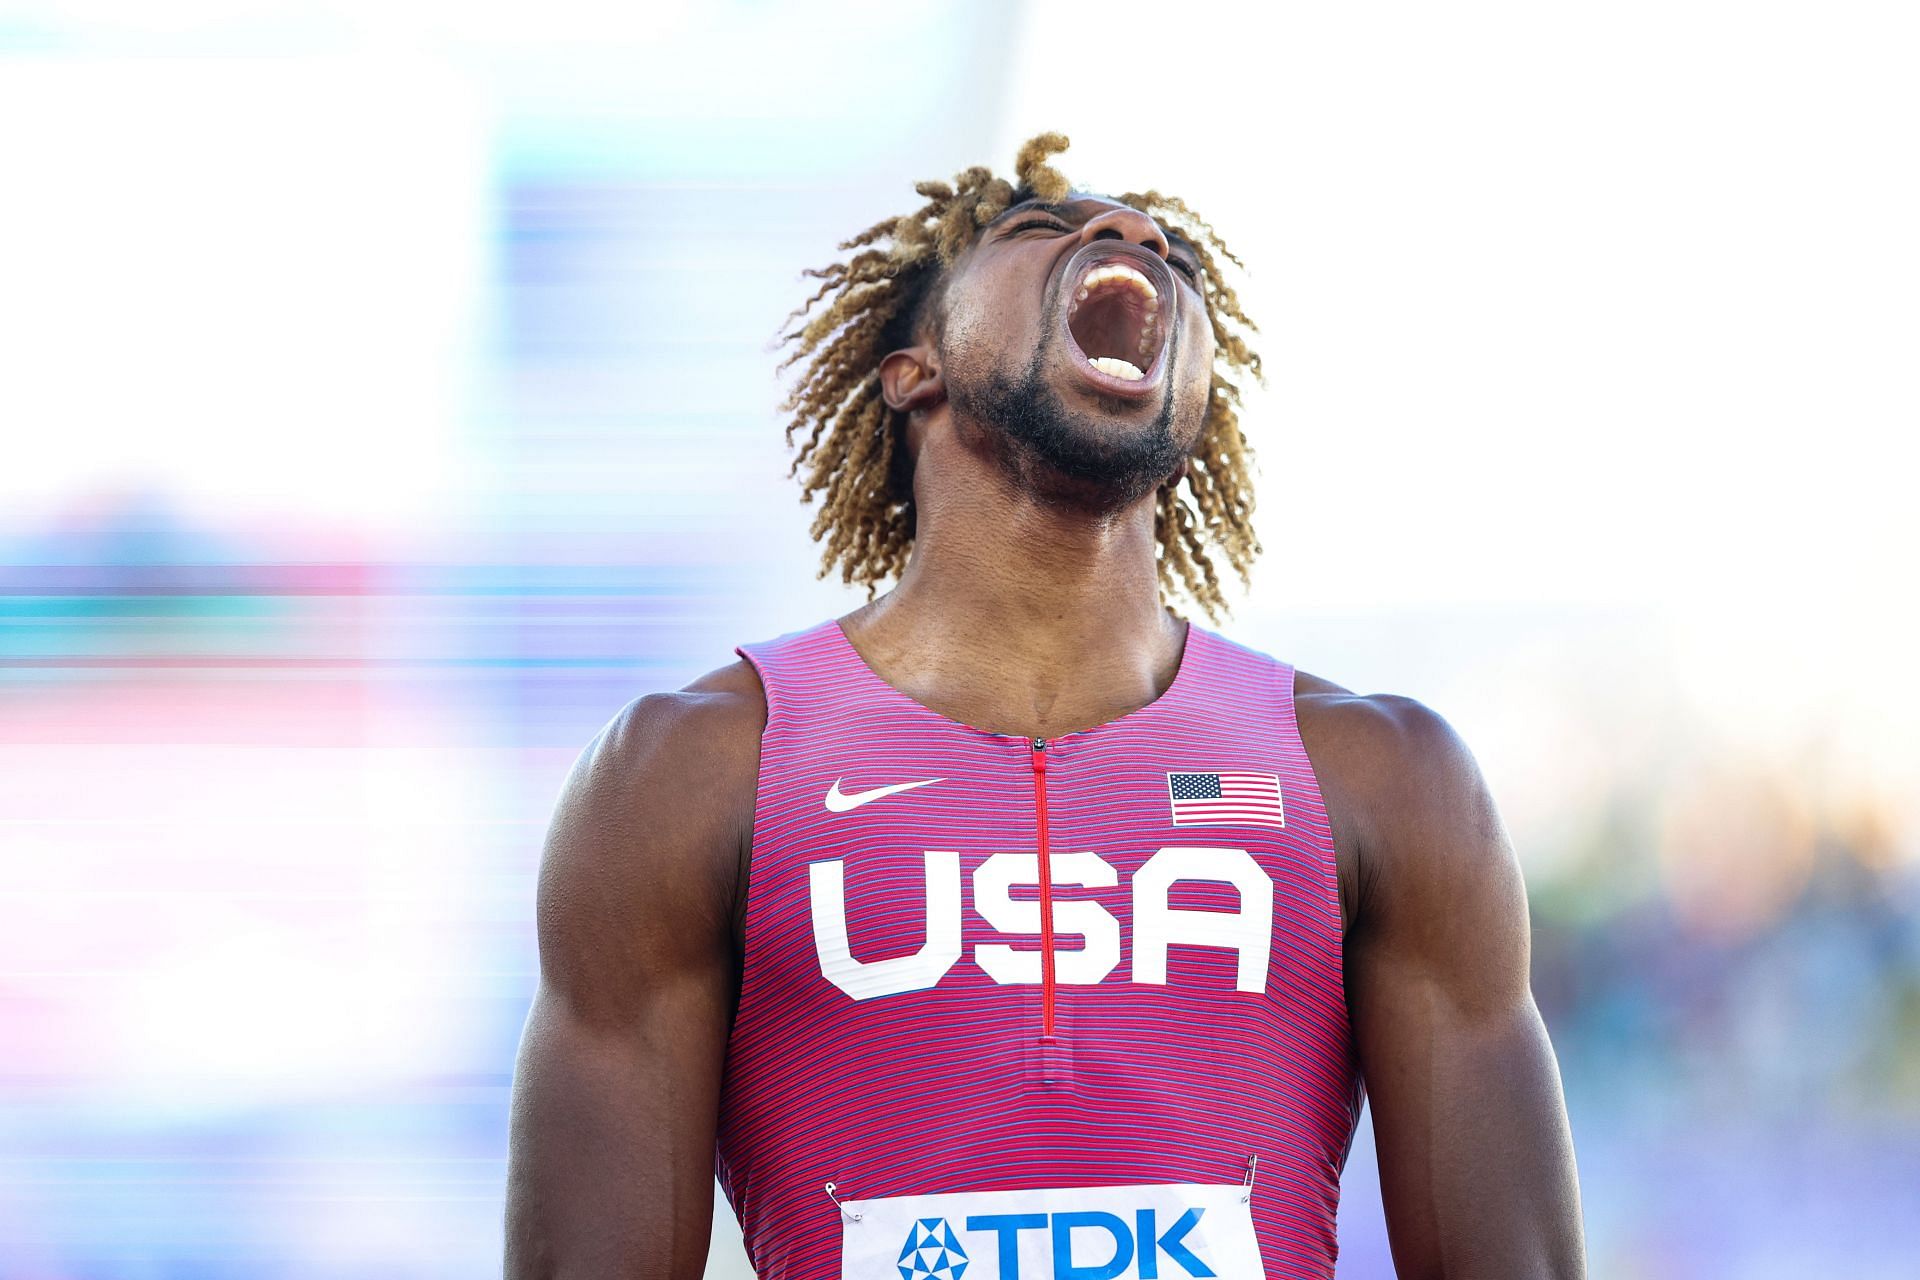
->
[824,1180,863,1223]
[1240,1153,1259,1203]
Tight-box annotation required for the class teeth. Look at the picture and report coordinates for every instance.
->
[1067,261,1161,380]
[1076,261,1158,305]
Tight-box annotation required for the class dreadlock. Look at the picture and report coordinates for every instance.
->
[776,132,1264,623]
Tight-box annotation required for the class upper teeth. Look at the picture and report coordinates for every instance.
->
[1075,261,1158,306]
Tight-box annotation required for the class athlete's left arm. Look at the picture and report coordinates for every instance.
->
[1330,693,1587,1279]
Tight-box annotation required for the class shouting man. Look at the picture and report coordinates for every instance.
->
[505,134,1587,1279]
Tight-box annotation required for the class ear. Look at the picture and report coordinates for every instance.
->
[879,346,946,413]
[1164,456,1190,488]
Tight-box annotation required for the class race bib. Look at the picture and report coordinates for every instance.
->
[838,1181,1265,1280]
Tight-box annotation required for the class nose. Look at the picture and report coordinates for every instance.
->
[1078,206,1171,260]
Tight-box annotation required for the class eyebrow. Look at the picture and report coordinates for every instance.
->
[991,198,1202,265]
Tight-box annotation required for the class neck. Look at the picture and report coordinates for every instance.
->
[839,419,1190,736]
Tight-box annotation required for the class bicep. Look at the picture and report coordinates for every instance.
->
[1344,699,1585,1279]
[504,695,746,1280]
[506,979,732,1278]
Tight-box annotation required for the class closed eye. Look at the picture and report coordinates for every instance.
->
[1006,213,1202,285]
[1003,216,1073,235]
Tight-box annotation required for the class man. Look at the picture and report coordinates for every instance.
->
[504,134,1586,1279]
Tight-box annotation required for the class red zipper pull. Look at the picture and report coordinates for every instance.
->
[1028,735,1056,1040]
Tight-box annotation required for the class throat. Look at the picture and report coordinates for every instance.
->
[1067,278,1162,376]
[839,604,1190,740]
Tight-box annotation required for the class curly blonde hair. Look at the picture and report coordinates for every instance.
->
[777,133,1263,622]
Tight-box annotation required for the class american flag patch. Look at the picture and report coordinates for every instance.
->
[1167,771,1286,828]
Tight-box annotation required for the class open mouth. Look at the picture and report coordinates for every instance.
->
[1062,249,1170,390]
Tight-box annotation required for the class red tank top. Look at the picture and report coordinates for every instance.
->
[715,616,1363,1280]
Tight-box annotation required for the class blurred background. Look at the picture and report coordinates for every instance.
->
[2,2,1916,1276]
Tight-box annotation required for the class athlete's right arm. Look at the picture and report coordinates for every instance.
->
[504,671,764,1279]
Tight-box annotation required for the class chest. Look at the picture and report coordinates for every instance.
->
[738,730,1341,1010]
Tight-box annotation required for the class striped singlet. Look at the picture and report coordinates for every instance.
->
[715,617,1363,1280]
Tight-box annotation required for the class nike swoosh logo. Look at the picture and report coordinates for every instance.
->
[824,776,943,813]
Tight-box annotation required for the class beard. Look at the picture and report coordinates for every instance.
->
[944,343,1187,515]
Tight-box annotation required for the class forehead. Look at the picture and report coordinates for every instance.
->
[984,191,1201,259]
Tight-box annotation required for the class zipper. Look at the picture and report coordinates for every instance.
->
[1028,735,1058,1040]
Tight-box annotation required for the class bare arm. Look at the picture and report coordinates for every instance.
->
[1325,694,1586,1278]
[505,677,760,1278]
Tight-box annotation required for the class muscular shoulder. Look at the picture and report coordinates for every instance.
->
[605,658,768,806]
[535,658,767,1019]
[1292,670,1508,939]
[559,658,765,859]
